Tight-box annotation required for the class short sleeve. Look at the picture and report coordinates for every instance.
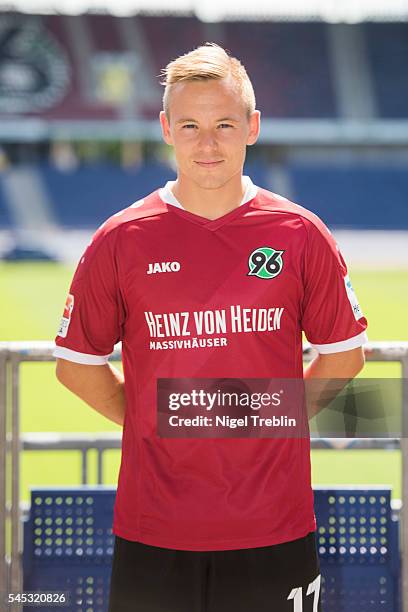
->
[53,227,126,365]
[301,219,368,354]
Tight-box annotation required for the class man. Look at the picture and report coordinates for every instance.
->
[54,43,367,611]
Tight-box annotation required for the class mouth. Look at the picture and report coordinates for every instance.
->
[194,160,224,168]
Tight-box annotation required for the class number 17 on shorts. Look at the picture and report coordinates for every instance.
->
[287,575,321,612]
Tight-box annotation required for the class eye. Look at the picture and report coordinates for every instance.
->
[182,124,197,129]
[218,123,233,129]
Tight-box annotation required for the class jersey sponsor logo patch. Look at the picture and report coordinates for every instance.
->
[147,261,181,275]
[344,274,363,320]
[247,247,284,279]
[57,293,74,338]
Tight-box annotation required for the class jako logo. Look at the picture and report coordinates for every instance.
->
[147,261,181,275]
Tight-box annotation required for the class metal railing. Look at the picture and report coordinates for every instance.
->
[1,340,408,609]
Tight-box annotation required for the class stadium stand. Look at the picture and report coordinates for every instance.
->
[2,13,408,121]
[1,12,407,236]
[39,161,175,228]
[364,23,408,119]
[84,13,125,51]
[0,180,12,228]
[31,15,117,120]
[1,159,407,231]
[288,162,408,229]
[224,22,337,118]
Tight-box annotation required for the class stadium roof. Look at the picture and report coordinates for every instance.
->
[1,0,408,21]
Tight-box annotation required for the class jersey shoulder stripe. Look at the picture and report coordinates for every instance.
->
[252,188,347,280]
[253,187,332,237]
[73,190,167,278]
[95,190,167,239]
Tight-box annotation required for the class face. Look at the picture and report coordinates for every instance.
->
[160,77,260,191]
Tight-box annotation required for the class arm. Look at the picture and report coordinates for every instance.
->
[56,358,126,426]
[303,346,365,420]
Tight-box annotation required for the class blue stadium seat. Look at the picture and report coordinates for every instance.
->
[314,487,400,611]
[23,487,116,611]
[23,487,400,611]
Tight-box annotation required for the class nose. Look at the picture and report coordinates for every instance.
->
[198,130,218,150]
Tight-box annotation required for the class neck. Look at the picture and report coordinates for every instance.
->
[171,173,247,220]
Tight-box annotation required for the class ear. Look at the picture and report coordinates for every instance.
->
[160,111,173,146]
[246,110,261,146]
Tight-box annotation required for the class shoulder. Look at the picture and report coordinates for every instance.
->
[74,190,169,276]
[86,190,169,251]
[253,187,330,234]
[95,190,169,241]
[252,186,338,252]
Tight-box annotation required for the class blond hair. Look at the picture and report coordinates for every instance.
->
[160,43,256,120]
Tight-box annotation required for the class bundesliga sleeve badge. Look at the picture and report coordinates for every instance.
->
[344,274,364,320]
[57,293,74,338]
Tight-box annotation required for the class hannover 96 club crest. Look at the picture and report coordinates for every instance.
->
[247,246,284,279]
[0,16,70,113]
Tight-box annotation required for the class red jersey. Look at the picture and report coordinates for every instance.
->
[54,177,368,551]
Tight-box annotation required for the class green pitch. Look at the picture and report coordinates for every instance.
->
[0,263,407,501]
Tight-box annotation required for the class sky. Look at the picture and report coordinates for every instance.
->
[2,0,408,20]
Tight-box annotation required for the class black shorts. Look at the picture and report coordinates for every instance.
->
[108,532,322,612]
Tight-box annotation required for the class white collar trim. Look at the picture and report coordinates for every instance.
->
[159,176,258,210]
